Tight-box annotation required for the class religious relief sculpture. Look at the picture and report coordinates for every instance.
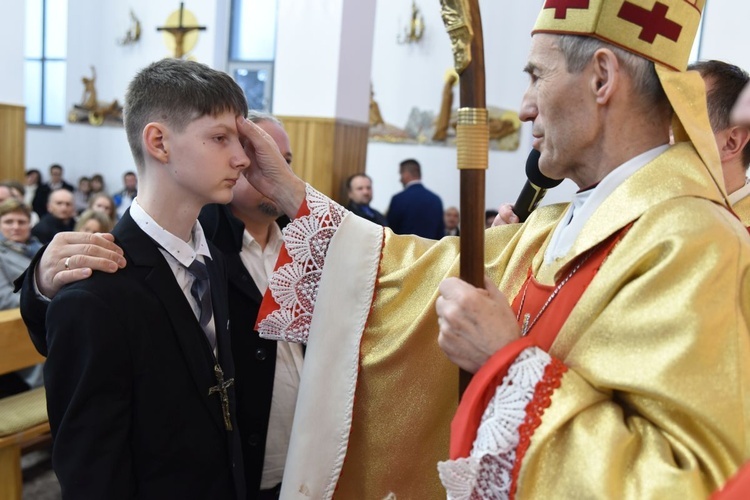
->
[68,67,124,126]
[368,74,520,151]
[432,68,459,141]
[117,10,142,46]
[369,86,385,127]
[440,0,473,72]
[158,2,206,60]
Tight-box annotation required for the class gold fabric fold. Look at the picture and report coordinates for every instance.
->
[732,195,750,227]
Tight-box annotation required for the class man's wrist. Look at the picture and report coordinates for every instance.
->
[277,178,307,219]
[32,264,52,302]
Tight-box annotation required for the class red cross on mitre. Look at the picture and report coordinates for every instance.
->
[543,0,591,19]
[617,1,682,44]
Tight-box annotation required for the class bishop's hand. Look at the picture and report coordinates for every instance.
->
[436,275,521,373]
[236,116,306,218]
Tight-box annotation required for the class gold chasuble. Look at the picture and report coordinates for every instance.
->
[731,190,750,228]
[257,143,750,499]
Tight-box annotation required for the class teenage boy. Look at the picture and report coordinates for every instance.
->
[41,58,250,498]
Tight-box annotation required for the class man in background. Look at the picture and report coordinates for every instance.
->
[31,189,75,244]
[387,158,444,238]
[443,206,459,236]
[690,60,750,225]
[345,173,387,226]
[114,171,138,219]
[46,164,74,193]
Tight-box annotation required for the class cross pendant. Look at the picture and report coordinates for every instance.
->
[208,364,234,431]
[521,313,531,337]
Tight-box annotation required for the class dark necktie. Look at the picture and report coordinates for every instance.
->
[186,259,216,351]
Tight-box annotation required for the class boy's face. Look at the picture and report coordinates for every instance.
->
[165,111,250,206]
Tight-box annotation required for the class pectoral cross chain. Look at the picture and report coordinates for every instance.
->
[208,364,234,431]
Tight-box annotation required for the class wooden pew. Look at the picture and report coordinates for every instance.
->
[0,308,49,500]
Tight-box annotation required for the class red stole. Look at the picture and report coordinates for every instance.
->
[450,225,631,459]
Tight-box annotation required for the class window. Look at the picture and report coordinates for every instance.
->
[25,0,68,127]
[228,0,277,112]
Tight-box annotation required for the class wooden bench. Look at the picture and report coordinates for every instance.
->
[0,308,49,500]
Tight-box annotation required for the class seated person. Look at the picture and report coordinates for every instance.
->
[0,199,43,395]
[31,188,75,244]
[0,199,42,309]
[74,208,114,233]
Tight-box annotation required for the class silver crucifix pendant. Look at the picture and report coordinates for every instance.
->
[208,364,234,431]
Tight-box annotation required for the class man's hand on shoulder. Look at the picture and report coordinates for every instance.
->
[37,232,127,298]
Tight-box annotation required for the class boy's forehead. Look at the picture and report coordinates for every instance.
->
[188,111,240,131]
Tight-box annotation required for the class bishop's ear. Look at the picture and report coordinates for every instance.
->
[143,123,169,164]
[590,48,620,104]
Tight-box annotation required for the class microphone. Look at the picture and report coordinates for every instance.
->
[513,149,562,222]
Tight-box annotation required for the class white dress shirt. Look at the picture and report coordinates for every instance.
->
[129,198,217,357]
[239,222,304,490]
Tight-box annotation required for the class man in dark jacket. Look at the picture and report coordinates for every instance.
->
[345,173,387,226]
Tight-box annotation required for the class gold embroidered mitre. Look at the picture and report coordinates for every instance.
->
[532,0,703,71]
[532,0,727,201]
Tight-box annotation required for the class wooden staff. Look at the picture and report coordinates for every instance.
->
[440,0,488,397]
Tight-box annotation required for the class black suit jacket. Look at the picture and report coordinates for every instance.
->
[40,213,245,499]
[387,183,445,239]
[30,214,74,245]
[199,204,287,496]
[31,184,50,217]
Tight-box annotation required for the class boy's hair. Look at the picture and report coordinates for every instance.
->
[124,58,249,168]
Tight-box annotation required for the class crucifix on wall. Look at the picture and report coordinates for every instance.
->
[157,2,207,59]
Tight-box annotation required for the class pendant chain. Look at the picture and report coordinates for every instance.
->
[516,249,595,337]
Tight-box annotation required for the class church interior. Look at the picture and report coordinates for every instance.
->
[1,0,750,497]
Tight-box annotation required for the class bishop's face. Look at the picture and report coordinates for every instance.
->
[519,34,599,188]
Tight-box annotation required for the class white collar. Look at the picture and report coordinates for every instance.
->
[129,198,211,267]
[728,180,750,205]
[242,221,283,251]
[545,144,670,263]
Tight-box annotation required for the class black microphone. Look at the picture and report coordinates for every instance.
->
[513,149,562,222]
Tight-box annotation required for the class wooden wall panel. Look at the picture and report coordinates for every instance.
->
[0,104,26,182]
[278,116,368,204]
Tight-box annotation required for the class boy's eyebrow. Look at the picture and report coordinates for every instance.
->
[208,124,237,134]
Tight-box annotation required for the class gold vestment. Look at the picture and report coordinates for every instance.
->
[261,144,750,499]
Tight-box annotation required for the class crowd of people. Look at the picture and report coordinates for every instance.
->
[22,165,136,240]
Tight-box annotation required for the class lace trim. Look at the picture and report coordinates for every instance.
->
[438,347,552,500]
[509,357,567,499]
[258,185,348,343]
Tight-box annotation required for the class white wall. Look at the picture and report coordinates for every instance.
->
[0,2,25,105]
[364,0,577,215]
[698,2,750,71]
[274,0,344,117]
[25,0,223,191]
